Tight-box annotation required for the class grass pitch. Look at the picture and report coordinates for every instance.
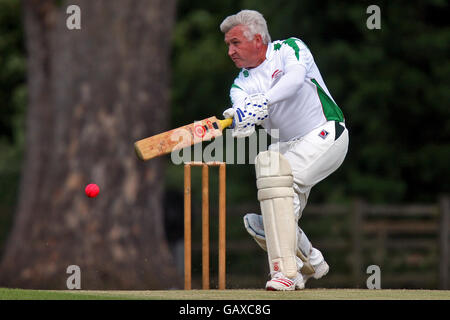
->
[0,288,449,300]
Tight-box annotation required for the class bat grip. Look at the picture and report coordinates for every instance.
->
[219,118,234,129]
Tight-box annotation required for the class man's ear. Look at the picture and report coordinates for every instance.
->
[254,34,264,47]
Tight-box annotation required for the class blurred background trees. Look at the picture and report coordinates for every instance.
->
[0,0,448,289]
[0,0,179,289]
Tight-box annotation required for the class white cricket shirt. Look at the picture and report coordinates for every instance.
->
[229,38,344,142]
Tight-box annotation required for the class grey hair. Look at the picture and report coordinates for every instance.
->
[220,10,271,44]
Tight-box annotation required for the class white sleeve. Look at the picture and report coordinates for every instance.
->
[282,38,314,71]
[229,81,248,107]
[265,63,306,105]
[265,38,313,105]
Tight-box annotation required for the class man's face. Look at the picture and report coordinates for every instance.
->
[224,25,264,69]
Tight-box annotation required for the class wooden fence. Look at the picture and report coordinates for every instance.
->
[191,196,450,289]
[302,196,450,289]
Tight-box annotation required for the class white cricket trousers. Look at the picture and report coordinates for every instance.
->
[269,120,349,265]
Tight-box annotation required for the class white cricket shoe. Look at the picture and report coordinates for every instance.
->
[265,272,305,291]
[303,260,329,285]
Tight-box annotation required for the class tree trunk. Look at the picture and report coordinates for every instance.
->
[0,0,179,289]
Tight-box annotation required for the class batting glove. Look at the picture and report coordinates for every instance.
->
[223,106,255,138]
[222,93,269,138]
[243,93,269,125]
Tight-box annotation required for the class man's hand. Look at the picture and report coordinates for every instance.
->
[223,107,254,138]
[244,93,269,125]
[223,93,269,138]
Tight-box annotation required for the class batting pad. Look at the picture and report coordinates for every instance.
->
[243,213,315,275]
[255,151,298,278]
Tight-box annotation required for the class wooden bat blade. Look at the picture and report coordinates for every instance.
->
[134,116,233,161]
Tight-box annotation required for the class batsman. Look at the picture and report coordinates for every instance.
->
[220,10,349,290]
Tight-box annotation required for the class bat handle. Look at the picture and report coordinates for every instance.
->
[219,118,234,129]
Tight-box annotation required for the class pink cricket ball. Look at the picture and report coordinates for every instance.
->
[85,183,100,198]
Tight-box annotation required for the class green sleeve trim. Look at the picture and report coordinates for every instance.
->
[283,38,301,61]
[231,84,243,91]
[311,78,344,122]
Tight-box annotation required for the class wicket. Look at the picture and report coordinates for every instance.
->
[184,161,226,290]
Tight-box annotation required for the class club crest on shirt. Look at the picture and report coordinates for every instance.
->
[318,129,329,139]
[271,69,283,80]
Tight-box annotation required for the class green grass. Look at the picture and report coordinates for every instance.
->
[0,288,449,300]
[0,288,133,300]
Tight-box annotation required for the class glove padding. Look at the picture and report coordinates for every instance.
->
[222,93,269,138]
[243,93,269,125]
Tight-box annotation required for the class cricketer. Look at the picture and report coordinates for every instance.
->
[221,10,349,290]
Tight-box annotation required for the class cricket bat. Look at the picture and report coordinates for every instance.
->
[134,116,233,161]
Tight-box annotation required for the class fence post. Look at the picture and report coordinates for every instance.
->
[439,196,449,290]
[351,198,364,287]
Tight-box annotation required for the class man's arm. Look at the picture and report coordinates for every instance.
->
[224,79,270,138]
[265,38,314,105]
[230,82,248,107]
[265,64,306,105]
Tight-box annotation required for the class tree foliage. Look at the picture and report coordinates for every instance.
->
[0,0,25,254]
